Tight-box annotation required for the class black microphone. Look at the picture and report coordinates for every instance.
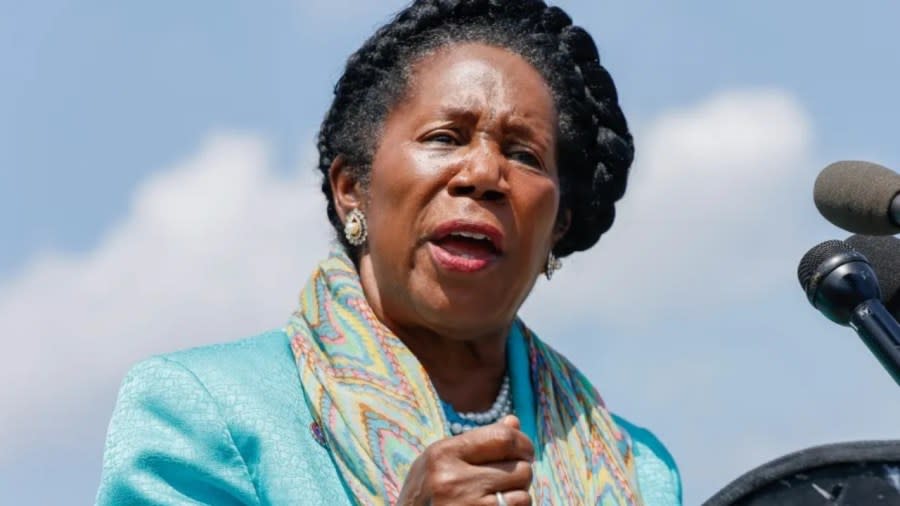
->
[798,239,900,386]
[814,161,900,235]
[845,234,900,320]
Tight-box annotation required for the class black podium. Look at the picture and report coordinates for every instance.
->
[703,441,900,505]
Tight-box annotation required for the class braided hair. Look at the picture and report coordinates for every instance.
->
[317,0,633,258]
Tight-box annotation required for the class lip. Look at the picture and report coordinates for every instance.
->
[428,220,505,253]
[426,219,505,274]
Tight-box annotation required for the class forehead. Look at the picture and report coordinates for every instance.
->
[400,43,557,124]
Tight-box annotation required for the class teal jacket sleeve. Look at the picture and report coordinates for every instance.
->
[96,357,261,506]
[613,414,683,506]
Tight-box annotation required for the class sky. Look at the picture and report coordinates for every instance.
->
[2,1,899,504]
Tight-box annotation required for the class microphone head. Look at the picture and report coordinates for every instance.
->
[798,239,881,324]
[798,240,860,296]
[845,234,900,317]
[813,161,900,235]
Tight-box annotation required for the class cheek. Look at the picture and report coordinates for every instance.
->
[365,153,438,253]
[370,148,440,204]
[520,180,561,240]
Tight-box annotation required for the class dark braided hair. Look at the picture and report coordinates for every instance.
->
[317,0,633,258]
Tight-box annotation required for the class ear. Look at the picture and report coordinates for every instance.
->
[328,155,366,223]
[552,208,572,244]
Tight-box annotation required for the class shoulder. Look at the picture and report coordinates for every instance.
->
[98,333,296,505]
[160,328,295,378]
[98,330,327,505]
[519,325,682,504]
[117,328,307,436]
[612,414,683,506]
[115,329,301,415]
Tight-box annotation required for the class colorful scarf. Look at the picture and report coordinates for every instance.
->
[288,248,643,505]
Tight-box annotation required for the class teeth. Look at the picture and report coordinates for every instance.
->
[450,231,490,241]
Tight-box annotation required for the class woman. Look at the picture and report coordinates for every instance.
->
[97,1,682,504]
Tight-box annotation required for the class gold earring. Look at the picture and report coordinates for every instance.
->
[343,209,367,246]
[545,252,562,280]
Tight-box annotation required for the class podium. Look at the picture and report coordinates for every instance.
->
[703,441,900,505]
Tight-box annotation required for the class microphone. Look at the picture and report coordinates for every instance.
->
[798,239,900,386]
[814,161,900,235]
[845,234,900,320]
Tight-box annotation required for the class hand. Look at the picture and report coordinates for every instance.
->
[396,415,534,506]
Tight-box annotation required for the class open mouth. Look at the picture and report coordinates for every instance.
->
[433,231,499,256]
[428,223,503,273]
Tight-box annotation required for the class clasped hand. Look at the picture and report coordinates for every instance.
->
[397,415,534,505]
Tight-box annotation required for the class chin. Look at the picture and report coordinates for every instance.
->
[422,292,515,336]
[406,260,527,334]
[437,315,511,341]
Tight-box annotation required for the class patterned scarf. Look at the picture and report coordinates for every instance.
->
[288,249,643,505]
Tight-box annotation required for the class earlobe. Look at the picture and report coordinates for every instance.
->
[328,155,366,222]
[545,210,569,280]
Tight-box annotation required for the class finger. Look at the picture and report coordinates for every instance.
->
[497,490,532,506]
[500,415,520,430]
[477,490,532,506]
[472,459,533,494]
[453,423,534,465]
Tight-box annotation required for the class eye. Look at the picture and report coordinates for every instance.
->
[508,149,543,170]
[424,131,461,145]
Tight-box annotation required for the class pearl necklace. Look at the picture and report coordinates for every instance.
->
[447,375,512,435]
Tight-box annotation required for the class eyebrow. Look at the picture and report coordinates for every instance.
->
[503,118,554,152]
[435,105,482,124]
[504,118,551,138]
[436,106,554,143]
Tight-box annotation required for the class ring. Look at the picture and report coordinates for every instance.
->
[495,491,509,506]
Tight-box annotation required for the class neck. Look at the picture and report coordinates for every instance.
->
[401,328,508,412]
[356,256,510,413]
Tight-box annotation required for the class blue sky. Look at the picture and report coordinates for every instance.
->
[2,1,899,504]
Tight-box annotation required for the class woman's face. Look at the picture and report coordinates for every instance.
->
[347,43,565,340]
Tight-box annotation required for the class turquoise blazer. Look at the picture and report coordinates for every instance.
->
[97,330,682,505]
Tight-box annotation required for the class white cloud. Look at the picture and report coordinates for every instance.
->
[0,133,333,459]
[521,89,815,329]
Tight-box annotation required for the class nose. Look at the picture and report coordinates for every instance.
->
[447,140,510,202]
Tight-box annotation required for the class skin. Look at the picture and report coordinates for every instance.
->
[397,416,535,506]
[330,43,569,504]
